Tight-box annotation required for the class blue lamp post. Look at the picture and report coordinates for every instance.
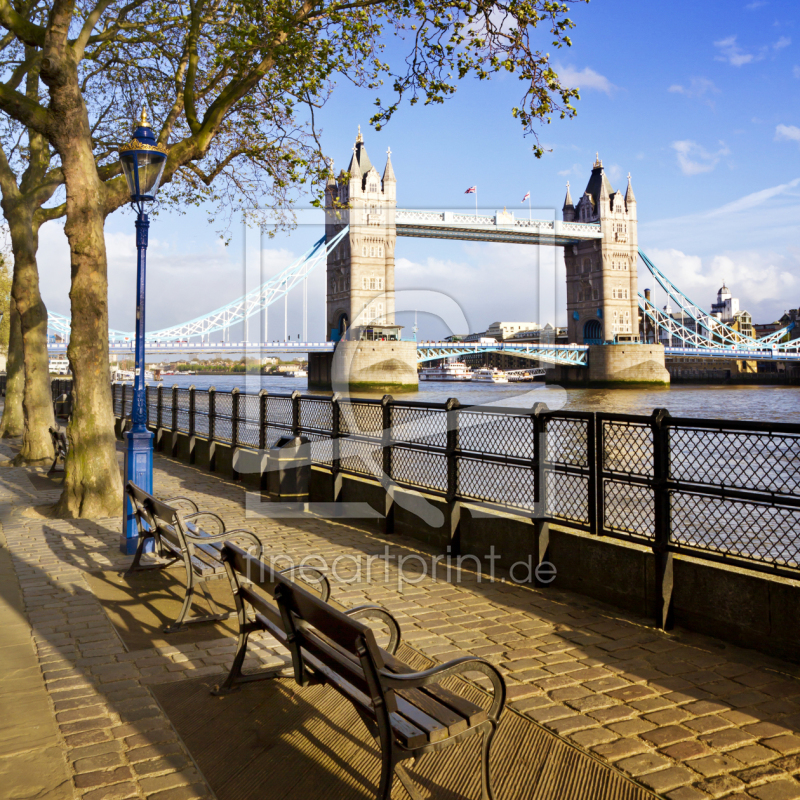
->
[119,108,168,554]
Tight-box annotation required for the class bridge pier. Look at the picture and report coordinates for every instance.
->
[309,340,418,392]
[550,344,670,387]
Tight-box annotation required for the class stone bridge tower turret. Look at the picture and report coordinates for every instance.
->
[563,156,639,345]
[324,127,396,340]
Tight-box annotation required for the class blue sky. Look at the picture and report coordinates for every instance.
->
[38,0,800,341]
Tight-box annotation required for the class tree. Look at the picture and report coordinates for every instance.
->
[0,0,585,517]
[0,57,62,464]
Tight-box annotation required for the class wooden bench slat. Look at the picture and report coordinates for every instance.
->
[381,650,487,727]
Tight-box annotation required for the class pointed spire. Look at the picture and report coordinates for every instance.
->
[382,146,396,184]
[594,152,602,168]
[625,172,636,204]
[356,124,363,144]
[562,181,573,209]
[347,144,361,179]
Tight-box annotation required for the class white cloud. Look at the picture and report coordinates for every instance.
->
[776,125,800,146]
[714,35,757,66]
[707,177,800,215]
[642,247,799,322]
[557,163,583,177]
[794,65,800,78]
[671,140,731,176]
[668,77,719,99]
[774,36,791,51]
[555,64,616,96]
[745,0,766,8]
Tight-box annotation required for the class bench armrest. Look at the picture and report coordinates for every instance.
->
[183,511,224,532]
[344,605,401,655]
[183,528,263,560]
[379,657,505,722]
[164,497,200,514]
[277,566,331,603]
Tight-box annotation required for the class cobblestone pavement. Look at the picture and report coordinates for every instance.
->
[2,440,800,800]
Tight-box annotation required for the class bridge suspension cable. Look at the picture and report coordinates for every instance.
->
[638,250,796,351]
[47,226,349,343]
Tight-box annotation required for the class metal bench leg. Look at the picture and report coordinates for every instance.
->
[377,747,396,800]
[164,585,196,633]
[124,535,150,576]
[480,722,498,800]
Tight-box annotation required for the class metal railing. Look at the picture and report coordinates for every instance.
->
[105,382,800,584]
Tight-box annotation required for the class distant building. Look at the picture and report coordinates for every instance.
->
[463,321,542,342]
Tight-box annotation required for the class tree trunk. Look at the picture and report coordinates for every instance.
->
[0,299,25,438]
[48,87,121,518]
[7,210,55,464]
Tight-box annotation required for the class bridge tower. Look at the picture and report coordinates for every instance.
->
[558,156,669,385]
[309,127,417,390]
[324,127,397,339]
[563,156,640,344]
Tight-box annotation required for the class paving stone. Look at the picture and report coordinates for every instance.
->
[639,766,699,794]
[616,752,672,776]
[665,786,710,800]
[700,728,758,750]
[641,725,694,747]
[688,754,743,777]
[81,783,138,800]
[767,737,800,756]
[74,766,133,790]
[592,738,649,761]
[748,780,800,800]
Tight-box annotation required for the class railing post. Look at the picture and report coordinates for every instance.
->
[291,390,301,437]
[652,408,674,630]
[592,413,602,537]
[532,403,552,588]
[445,398,461,555]
[121,383,128,421]
[381,395,394,535]
[171,385,178,433]
[208,386,216,444]
[188,384,196,438]
[332,393,342,503]
[231,388,240,449]
[258,389,268,451]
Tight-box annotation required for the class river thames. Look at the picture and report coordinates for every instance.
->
[142,374,800,423]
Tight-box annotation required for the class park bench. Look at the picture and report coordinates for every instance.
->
[217,541,506,800]
[53,392,73,425]
[47,426,68,477]
[125,482,330,633]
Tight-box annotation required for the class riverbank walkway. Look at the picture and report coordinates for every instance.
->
[2,437,800,800]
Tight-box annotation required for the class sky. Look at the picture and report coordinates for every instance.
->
[36,0,800,342]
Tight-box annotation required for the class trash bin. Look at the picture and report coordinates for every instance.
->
[266,435,311,502]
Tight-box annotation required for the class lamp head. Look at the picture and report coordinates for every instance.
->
[119,106,168,205]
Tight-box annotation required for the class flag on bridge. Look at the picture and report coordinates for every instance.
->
[464,186,477,194]
[522,191,530,202]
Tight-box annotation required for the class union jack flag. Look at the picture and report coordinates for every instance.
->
[522,192,530,202]
[464,186,477,194]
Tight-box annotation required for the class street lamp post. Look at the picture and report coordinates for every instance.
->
[118,109,168,554]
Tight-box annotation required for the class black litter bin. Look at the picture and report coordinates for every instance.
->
[266,435,311,502]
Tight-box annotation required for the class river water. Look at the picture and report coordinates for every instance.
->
[143,374,800,423]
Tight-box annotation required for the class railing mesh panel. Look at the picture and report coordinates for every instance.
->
[213,392,233,442]
[671,492,800,567]
[175,388,191,433]
[603,480,655,539]
[237,393,261,448]
[162,390,174,430]
[546,418,589,467]
[146,387,158,427]
[457,456,535,509]
[546,472,589,524]
[458,411,533,459]
[390,406,447,449]
[268,397,292,429]
[300,399,333,433]
[669,427,800,497]
[392,448,447,493]
[339,437,382,478]
[339,402,382,435]
[603,421,653,477]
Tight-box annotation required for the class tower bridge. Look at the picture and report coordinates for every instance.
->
[48,129,796,388]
